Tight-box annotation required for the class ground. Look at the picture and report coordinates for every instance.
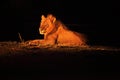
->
[0,41,120,80]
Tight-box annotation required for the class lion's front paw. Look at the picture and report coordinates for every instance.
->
[28,40,41,46]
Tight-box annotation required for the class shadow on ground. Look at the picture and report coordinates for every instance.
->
[0,41,120,80]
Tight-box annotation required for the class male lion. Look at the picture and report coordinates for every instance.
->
[28,14,87,46]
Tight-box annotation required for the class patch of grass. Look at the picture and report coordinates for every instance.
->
[0,41,120,79]
[0,41,120,56]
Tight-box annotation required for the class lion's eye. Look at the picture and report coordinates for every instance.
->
[44,24,48,28]
[41,24,48,30]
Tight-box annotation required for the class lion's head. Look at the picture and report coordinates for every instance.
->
[39,14,57,35]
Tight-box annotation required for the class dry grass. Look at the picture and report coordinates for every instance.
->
[0,41,120,79]
[0,41,119,56]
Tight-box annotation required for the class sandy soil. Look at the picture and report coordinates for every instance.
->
[0,41,119,55]
[0,41,120,80]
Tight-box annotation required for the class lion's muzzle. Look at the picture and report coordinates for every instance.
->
[39,29,45,35]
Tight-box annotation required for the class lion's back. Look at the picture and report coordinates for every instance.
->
[56,26,87,46]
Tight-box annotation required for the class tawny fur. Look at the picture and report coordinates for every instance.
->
[29,14,87,46]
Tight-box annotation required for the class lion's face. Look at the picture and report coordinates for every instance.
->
[39,14,56,35]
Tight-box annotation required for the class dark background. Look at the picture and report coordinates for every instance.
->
[0,0,120,47]
[0,1,120,79]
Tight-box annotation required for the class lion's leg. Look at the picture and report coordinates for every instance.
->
[27,39,56,46]
[57,43,75,47]
[57,43,88,47]
[26,39,44,46]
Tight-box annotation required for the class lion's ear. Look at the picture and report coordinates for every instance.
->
[41,15,46,20]
[47,14,56,23]
[52,17,56,23]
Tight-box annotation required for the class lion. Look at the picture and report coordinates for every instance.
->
[28,14,87,46]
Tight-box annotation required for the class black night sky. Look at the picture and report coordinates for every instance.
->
[0,0,120,47]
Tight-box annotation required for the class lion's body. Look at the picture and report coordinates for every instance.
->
[29,14,87,46]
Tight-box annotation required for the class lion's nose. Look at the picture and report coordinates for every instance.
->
[40,30,45,35]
